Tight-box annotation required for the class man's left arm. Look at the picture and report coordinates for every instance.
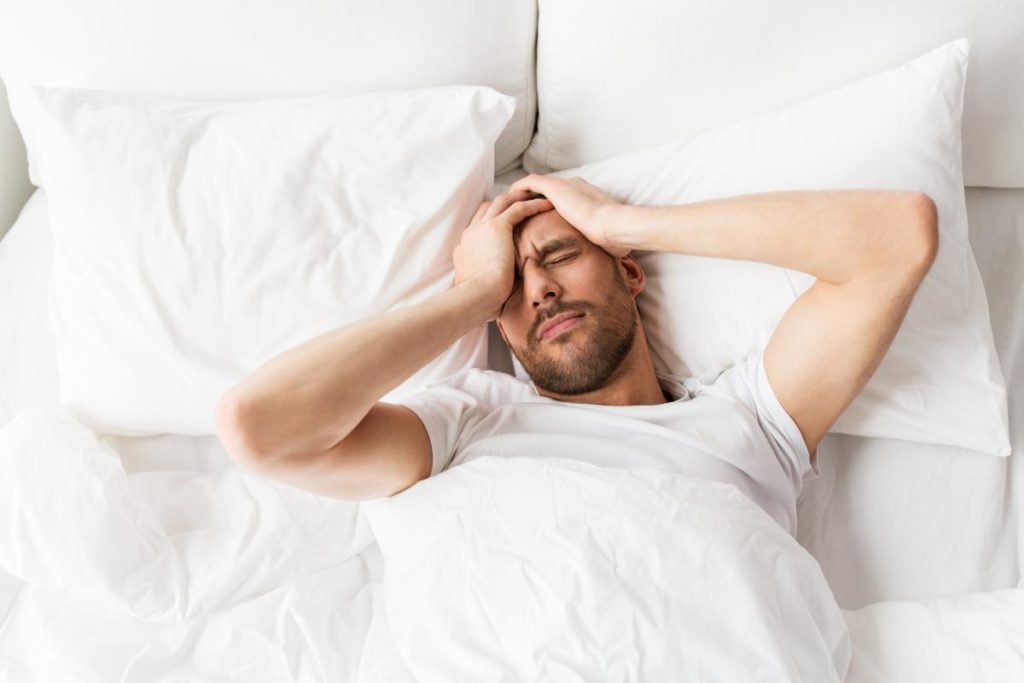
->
[617,190,939,463]
[509,176,939,463]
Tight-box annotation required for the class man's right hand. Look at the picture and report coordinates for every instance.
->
[216,189,552,500]
[452,189,553,319]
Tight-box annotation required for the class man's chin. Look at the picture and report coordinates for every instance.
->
[522,359,592,393]
[529,345,583,371]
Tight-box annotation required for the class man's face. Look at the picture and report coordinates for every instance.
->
[496,209,642,395]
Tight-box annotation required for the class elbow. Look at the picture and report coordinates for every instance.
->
[905,191,939,276]
[215,391,267,469]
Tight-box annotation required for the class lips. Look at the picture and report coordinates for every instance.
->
[537,312,584,341]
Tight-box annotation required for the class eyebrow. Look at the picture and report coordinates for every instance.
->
[517,237,581,273]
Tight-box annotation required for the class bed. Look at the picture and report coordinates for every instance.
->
[0,181,1021,683]
[0,2,1022,681]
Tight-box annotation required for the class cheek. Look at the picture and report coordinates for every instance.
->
[576,267,603,290]
[500,311,532,348]
[568,261,613,297]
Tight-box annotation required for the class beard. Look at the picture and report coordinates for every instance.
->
[509,269,638,395]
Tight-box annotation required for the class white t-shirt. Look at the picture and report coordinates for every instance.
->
[399,346,819,536]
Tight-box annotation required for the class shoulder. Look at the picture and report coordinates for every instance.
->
[682,349,816,476]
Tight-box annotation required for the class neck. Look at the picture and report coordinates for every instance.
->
[535,328,666,406]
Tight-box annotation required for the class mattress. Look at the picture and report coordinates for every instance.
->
[0,180,1021,680]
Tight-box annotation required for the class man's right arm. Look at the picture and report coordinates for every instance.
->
[215,283,494,500]
[214,190,551,500]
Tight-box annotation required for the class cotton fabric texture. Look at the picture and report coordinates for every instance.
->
[401,344,815,536]
[0,0,538,175]
[364,456,851,681]
[525,2,1024,187]
[5,84,515,435]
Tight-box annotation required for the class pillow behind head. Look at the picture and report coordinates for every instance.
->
[6,83,516,435]
[515,39,1010,457]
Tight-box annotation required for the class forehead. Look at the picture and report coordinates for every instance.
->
[514,209,585,252]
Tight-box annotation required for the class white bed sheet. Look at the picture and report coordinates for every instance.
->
[797,187,1022,608]
[0,181,1021,679]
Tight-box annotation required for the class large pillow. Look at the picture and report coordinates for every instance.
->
[525,0,1024,187]
[6,84,515,436]
[363,456,851,681]
[512,39,1011,457]
[0,0,537,175]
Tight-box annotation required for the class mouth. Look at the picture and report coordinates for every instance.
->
[537,312,584,341]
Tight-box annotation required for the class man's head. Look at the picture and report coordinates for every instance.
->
[495,207,648,396]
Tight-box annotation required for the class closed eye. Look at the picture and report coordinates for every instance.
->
[548,252,580,265]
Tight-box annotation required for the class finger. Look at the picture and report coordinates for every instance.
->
[499,197,554,226]
[509,173,560,196]
[485,188,541,220]
[471,200,490,224]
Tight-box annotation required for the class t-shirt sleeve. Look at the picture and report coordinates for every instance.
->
[394,369,488,477]
[696,346,819,489]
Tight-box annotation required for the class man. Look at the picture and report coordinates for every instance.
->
[215,175,937,535]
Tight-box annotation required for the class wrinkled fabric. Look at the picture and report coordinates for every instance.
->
[365,456,851,682]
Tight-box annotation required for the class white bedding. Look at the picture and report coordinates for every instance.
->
[844,588,1024,682]
[0,405,381,681]
[0,406,1020,681]
[797,187,1023,609]
[0,182,1022,679]
[363,456,851,681]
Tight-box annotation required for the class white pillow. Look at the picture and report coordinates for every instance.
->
[0,0,537,174]
[6,84,515,436]
[0,190,57,429]
[364,456,851,681]
[525,0,1024,187]
[514,39,1011,457]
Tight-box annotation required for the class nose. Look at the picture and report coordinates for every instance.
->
[523,260,562,308]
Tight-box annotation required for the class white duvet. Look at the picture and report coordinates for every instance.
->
[0,405,1020,681]
[0,405,380,681]
[364,456,850,682]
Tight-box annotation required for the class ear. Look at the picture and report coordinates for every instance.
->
[618,255,646,298]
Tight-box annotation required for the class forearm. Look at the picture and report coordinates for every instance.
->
[613,189,935,285]
[217,282,494,463]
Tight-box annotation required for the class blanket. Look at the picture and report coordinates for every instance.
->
[9,404,1016,681]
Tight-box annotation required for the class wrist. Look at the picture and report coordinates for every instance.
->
[450,278,506,323]
[605,204,651,253]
